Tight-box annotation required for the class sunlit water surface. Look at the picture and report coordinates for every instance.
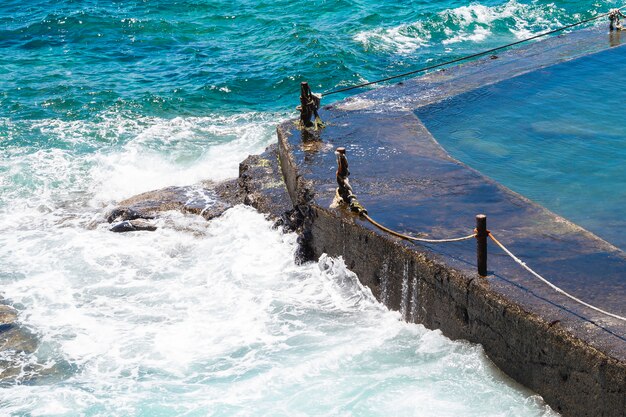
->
[3,0,618,415]
[417,45,626,251]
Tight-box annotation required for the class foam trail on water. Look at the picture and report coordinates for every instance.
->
[0,205,557,416]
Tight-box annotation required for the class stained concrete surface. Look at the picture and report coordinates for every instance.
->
[1,25,624,416]
[278,26,626,416]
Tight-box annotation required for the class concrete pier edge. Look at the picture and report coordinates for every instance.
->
[2,25,622,416]
[277,27,626,417]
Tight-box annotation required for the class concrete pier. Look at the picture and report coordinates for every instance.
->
[277,27,626,417]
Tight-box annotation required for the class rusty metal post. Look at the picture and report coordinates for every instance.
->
[335,147,351,202]
[334,147,367,215]
[297,81,324,131]
[299,82,313,127]
[609,9,624,31]
[476,214,488,276]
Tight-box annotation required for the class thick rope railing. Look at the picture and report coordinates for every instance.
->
[333,147,626,323]
[362,207,626,323]
[362,213,476,243]
[488,232,626,322]
[321,6,626,97]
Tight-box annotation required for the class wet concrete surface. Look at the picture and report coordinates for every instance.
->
[336,26,626,113]
[287,108,626,349]
[278,26,626,416]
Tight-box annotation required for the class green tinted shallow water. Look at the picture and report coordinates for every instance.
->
[417,45,626,251]
[0,0,620,415]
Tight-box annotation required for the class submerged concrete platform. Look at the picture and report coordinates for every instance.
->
[278,27,626,417]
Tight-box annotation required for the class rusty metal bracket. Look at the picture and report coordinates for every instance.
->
[609,8,625,31]
[296,82,325,131]
[335,147,367,215]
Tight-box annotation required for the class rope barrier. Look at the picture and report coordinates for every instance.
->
[333,142,626,322]
[359,210,625,322]
[322,6,626,97]
[362,213,476,243]
[488,232,626,322]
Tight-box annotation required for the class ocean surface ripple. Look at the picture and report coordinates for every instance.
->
[1,0,617,415]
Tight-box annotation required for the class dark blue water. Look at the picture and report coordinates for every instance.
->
[417,45,626,251]
[1,0,619,415]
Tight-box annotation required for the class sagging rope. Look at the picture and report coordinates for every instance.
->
[334,147,626,323]
[335,147,475,244]
[362,213,476,243]
[488,233,626,322]
[366,210,626,322]
[364,207,626,322]
[322,6,626,97]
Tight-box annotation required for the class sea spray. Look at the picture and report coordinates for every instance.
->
[0,204,558,416]
[1,0,608,414]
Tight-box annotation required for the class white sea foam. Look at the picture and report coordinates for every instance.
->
[443,25,492,45]
[354,1,568,53]
[0,205,557,416]
[0,105,557,416]
[354,22,431,54]
[0,110,284,214]
[88,113,278,203]
[441,1,562,44]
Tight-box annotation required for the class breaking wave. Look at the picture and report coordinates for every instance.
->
[0,203,558,416]
[354,0,601,55]
[0,110,284,213]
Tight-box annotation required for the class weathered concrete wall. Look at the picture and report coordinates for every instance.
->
[4,26,623,414]
[277,122,626,417]
[311,206,625,417]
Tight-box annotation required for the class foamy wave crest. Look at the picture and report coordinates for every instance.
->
[317,254,384,312]
[354,22,431,54]
[90,111,284,204]
[441,1,564,44]
[1,110,287,216]
[354,1,570,54]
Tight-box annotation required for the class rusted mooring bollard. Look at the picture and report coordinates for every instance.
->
[335,147,366,214]
[297,82,325,130]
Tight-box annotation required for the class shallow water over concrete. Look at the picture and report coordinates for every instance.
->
[417,44,626,252]
[278,26,626,416]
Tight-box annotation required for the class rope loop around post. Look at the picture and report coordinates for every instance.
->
[333,147,476,244]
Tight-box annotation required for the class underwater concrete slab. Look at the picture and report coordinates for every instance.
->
[277,26,626,417]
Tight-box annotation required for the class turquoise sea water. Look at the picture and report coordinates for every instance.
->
[1,1,621,415]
